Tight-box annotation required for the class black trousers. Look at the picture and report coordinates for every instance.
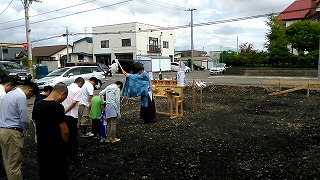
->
[140,95,156,123]
[66,116,78,160]
[91,118,100,136]
[37,145,68,180]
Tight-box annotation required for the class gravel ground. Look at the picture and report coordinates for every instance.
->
[21,85,320,179]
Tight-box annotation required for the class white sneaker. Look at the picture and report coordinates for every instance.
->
[86,132,94,137]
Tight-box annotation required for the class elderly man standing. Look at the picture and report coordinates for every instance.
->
[62,77,84,162]
[78,77,98,137]
[0,81,38,180]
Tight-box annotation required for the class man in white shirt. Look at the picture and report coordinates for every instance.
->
[78,77,98,137]
[0,77,16,104]
[61,77,84,161]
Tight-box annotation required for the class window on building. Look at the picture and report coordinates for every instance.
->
[78,54,84,60]
[148,37,159,52]
[149,37,158,46]
[163,41,169,48]
[122,39,131,47]
[2,49,8,54]
[101,40,109,48]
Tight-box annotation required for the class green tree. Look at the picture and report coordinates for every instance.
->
[221,51,239,66]
[265,15,291,66]
[21,56,28,67]
[285,20,320,52]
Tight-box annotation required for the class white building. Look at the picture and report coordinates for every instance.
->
[92,22,174,72]
[70,37,93,62]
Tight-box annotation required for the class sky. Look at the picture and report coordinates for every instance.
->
[0,0,295,52]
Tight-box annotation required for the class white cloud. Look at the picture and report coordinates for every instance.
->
[0,0,294,51]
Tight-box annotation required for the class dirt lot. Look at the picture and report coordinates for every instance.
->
[21,85,320,179]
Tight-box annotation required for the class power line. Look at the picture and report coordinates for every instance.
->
[0,0,98,25]
[30,12,279,43]
[135,0,185,11]
[193,22,223,40]
[0,0,14,16]
[174,28,188,43]
[0,0,133,30]
[29,4,319,44]
[1,0,184,26]
[1,0,310,32]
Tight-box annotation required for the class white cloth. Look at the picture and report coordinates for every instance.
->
[177,70,186,86]
[79,81,94,107]
[0,84,6,104]
[61,83,81,118]
[110,63,118,74]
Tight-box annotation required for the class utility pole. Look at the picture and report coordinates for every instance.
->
[22,0,40,76]
[185,8,197,71]
[1,43,3,60]
[237,36,239,55]
[84,27,87,38]
[66,27,69,62]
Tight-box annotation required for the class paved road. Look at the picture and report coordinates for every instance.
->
[27,70,318,105]
[155,70,317,86]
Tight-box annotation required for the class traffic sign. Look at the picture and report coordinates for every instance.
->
[22,42,28,51]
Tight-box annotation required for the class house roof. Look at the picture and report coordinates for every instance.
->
[179,57,213,61]
[277,0,320,20]
[174,52,182,56]
[73,37,93,44]
[32,45,68,57]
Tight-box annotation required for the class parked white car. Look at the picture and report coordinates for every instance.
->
[210,63,227,75]
[36,66,107,90]
[171,62,190,73]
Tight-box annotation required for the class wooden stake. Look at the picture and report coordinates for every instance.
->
[200,84,203,109]
[192,78,195,112]
[307,80,310,98]
[278,79,281,92]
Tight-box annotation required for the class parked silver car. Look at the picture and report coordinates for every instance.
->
[210,63,227,75]
[36,66,107,90]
